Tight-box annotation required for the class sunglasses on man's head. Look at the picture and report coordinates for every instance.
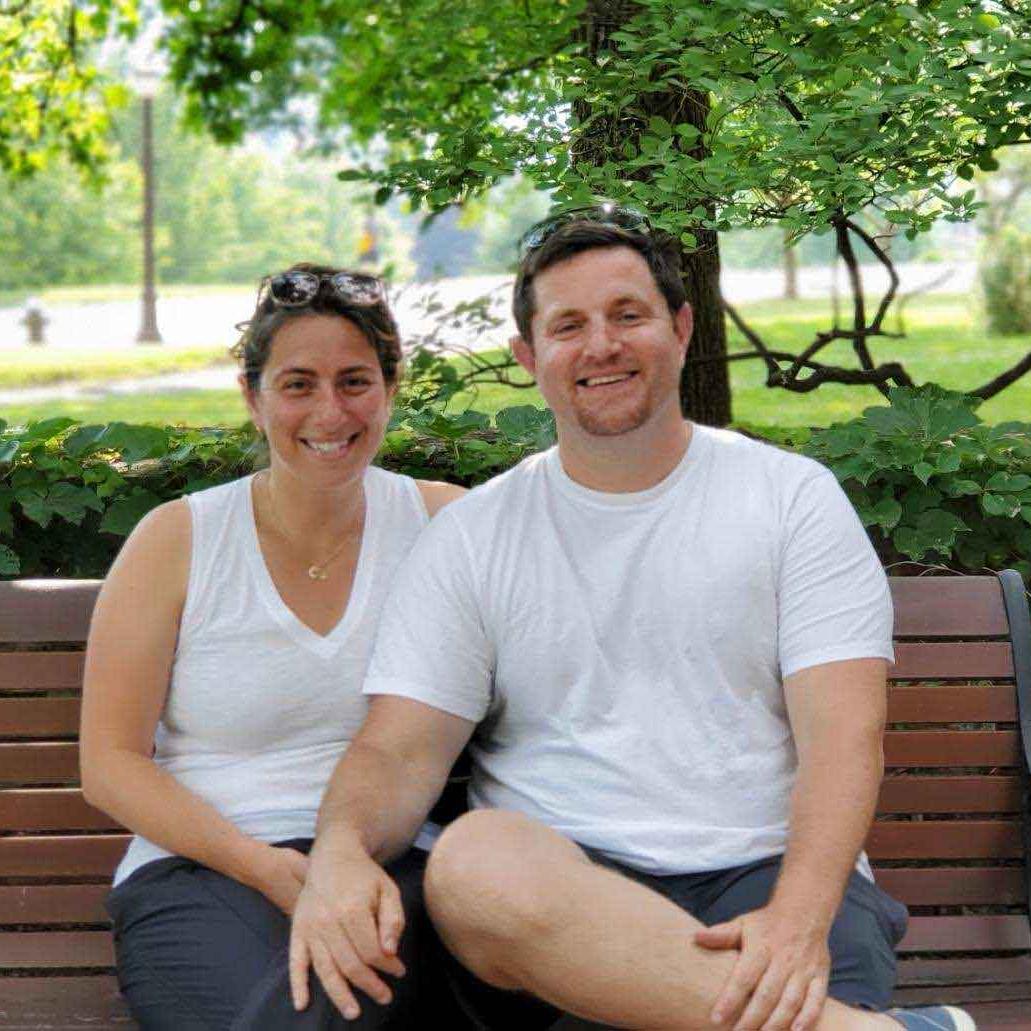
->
[517,204,651,260]
[261,270,385,308]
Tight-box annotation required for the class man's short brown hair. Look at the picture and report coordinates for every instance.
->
[512,220,687,344]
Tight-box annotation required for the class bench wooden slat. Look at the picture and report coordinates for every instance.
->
[887,685,1018,723]
[959,1001,1031,1027]
[897,984,1031,1008]
[898,915,1031,952]
[0,789,122,831]
[0,930,114,968]
[0,652,85,692]
[0,885,110,925]
[0,975,131,1026]
[897,955,1031,987]
[0,580,100,644]
[877,775,1023,814]
[873,866,1027,906]
[884,730,1021,767]
[889,576,1010,637]
[866,820,1023,859]
[0,834,129,877]
[0,741,80,782]
[0,697,81,737]
[890,642,1014,679]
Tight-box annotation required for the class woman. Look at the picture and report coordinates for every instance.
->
[79,265,464,1029]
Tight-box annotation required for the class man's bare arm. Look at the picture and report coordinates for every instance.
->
[698,657,887,1030]
[290,695,473,1017]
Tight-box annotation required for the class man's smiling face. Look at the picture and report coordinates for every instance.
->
[515,246,692,439]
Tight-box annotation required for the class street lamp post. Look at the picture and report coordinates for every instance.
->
[133,64,162,344]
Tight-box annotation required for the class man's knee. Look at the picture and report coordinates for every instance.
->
[425,810,577,983]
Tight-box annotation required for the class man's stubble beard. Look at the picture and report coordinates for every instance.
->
[571,392,652,438]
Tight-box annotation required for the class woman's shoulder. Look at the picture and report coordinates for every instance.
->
[366,466,466,518]
[415,479,466,517]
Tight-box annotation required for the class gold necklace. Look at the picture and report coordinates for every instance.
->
[262,475,364,581]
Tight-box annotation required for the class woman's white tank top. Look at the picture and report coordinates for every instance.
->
[114,467,429,884]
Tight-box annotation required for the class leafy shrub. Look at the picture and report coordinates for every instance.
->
[804,386,1031,580]
[0,404,555,578]
[980,226,1031,335]
[7,386,1029,583]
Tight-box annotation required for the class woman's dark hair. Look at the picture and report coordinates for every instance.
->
[512,223,686,345]
[232,263,403,390]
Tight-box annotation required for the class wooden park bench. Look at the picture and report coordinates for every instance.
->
[0,574,1029,1029]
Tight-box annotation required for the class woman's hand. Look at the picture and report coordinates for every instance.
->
[251,845,311,915]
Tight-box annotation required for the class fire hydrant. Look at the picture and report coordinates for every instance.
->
[20,298,48,346]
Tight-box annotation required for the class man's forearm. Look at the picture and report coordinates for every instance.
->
[772,729,884,930]
[314,738,444,865]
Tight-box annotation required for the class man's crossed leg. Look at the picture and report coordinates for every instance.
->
[425,810,912,1031]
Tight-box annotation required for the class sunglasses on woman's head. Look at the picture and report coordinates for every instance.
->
[517,204,651,260]
[261,270,385,308]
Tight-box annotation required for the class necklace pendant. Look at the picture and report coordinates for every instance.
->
[308,565,328,581]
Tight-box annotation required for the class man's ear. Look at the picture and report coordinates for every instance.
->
[674,303,693,363]
[511,334,537,376]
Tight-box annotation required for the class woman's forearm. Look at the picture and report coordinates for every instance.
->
[82,748,275,890]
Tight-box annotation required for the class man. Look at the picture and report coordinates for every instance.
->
[289,207,975,1031]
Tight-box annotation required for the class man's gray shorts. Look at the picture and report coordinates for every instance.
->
[445,849,909,1029]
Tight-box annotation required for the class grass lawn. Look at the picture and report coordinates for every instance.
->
[0,389,248,428]
[3,292,1030,430]
[0,344,232,389]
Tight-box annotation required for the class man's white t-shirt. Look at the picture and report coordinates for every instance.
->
[364,425,894,876]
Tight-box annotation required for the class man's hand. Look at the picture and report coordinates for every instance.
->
[249,845,309,916]
[288,844,406,1019]
[694,903,830,1031]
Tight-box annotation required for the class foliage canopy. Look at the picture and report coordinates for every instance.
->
[160,0,1031,249]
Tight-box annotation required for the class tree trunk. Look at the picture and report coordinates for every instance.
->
[783,228,799,300]
[574,1,732,426]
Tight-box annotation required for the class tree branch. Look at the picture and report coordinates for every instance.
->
[843,215,900,336]
[971,349,1031,400]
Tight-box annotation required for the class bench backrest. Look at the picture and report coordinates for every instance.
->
[0,580,123,978]
[1,574,1030,1004]
[874,572,1031,1005]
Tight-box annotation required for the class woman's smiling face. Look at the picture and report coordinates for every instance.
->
[243,313,393,489]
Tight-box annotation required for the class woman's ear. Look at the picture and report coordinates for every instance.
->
[239,372,264,433]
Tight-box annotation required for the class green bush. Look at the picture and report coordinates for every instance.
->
[980,226,1031,336]
[804,386,1031,581]
[5,388,1029,582]
[0,404,556,578]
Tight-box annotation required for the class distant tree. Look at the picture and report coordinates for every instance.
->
[0,1,131,178]
[0,157,139,289]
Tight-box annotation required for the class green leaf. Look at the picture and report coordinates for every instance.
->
[0,543,19,576]
[494,406,554,444]
[983,493,1020,517]
[102,424,172,464]
[15,488,51,528]
[863,497,903,532]
[64,424,113,458]
[46,483,103,526]
[21,417,75,443]
[942,478,982,497]
[986,472,1031,493]
[0,487,14,537]
[99,490,164,536]
[913,461,934,484]
[0,440,19,464]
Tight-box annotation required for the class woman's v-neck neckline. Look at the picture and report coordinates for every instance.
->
[243,473,377,659]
